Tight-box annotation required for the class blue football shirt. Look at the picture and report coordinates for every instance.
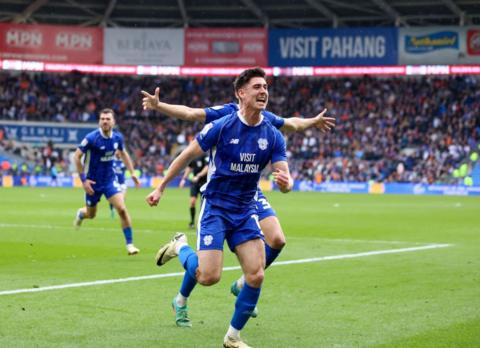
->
[196,112,287,210]
[205,103,285,130]
[112,159,126,185]
[78,129,124,185]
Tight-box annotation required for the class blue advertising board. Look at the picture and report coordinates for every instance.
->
[288,181,369,193]
[284,180,480,196]
[269,28,398,66]
[385,183,480,196]
[0,121,97,147]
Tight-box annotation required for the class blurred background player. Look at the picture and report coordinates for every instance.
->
[179,154,208,228]
[110,152,128,218]
[73,108,141,255]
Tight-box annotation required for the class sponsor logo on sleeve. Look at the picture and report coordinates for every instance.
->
[200,123,213,136]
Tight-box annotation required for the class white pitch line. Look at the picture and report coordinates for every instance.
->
[286,237,426,245]
[0,223,160,234]
[0,223,434,245]
[0,243,451,297]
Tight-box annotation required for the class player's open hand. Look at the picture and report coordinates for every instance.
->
[146,188,162,207]
[179,178,186,188]
[314,109,336,133]
[83,179,95,195]
[132,175,141,188]
[273,169,292,193]
[141,87,160,111]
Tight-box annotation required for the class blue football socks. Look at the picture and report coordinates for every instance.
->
[230,282,261,330]
[265,243,281,268]
[178,245,199,279]
[178,245,199,298]
[122,227,133,244]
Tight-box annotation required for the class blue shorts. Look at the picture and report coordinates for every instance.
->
[197,199,264,252]
[255,190,277,221]
[85,181,123,207]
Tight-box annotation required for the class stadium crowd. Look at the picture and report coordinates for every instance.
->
[1,71,479,184]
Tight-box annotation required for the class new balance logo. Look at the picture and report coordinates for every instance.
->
[230,138,239,144]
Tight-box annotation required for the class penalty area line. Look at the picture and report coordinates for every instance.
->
[0,243,451,297]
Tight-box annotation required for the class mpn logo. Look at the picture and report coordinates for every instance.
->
[6,29,43,47]
[56,33,93,49]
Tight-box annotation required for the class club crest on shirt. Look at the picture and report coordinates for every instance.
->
[258,138,268,150]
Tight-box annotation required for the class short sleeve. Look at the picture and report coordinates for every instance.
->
[78,135,91,153]
[263,110,285,130]
[116,133,124,151]
[196,120,223,153]
[271,130,287,164]
[204,103,238,124]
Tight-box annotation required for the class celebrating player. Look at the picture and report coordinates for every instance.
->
[147,68,292,348]
[141,75,335,313]
[73,108,141,256]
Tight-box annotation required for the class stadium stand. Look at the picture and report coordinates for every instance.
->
[1,71,479,184]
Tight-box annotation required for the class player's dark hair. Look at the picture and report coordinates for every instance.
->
[100,108,115,117]
[233,67,266,93]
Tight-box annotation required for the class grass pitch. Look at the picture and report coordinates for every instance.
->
[0,187,479,347]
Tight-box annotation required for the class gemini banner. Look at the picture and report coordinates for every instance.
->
[0,121,96,147]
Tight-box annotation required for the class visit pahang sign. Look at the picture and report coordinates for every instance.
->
[268,28,398,66]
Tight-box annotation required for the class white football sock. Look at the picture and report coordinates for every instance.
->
[175,242,188,255]
[236,275,245,289]
[175,292,187,307]
[226,325,240,339]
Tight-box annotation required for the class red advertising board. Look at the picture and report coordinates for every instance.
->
[0,23,102,63]
[467,30,480,55]
[185,28,267,66]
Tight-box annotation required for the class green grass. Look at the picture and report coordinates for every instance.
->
[0,187,479,347]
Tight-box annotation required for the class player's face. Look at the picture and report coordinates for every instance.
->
[99,112,115,133]
[239,77,268,111]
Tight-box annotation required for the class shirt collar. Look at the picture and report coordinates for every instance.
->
[237,111,264,127]
[98,128,113,139]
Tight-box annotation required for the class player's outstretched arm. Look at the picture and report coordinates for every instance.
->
[141,87,207,122]
[272,161,293,193]
[118,149,140,187]
[146,140,205,206]
[281,108,336,133]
